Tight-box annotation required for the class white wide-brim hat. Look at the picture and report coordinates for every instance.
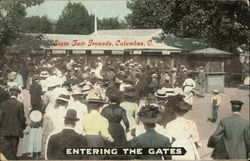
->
[46,76,62,87]
[29,110,42,122]
[212,89,220,93]
[154,89,168,98]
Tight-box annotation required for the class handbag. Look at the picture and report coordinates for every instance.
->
[207,132,223,148]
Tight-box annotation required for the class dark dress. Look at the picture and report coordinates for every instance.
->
[30,81,43,111]
[101,104,129,146]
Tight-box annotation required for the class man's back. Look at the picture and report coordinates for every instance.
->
[131,129,171,160]
[221,114,249,159]
[0,98,26,137]
[46,129,88,160]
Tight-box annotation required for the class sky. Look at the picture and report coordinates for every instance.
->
[26,0,131,21]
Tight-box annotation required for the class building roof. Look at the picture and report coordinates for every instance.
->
[161,35,208,51]
[188,47,233,57]
[90,29,163,38]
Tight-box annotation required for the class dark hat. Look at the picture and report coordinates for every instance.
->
[123,86,136,98]
[32,74,40,81]
[137,105,163,124]
[9,85,21,93]
[230,100,244,106]
[199,66,204,69]
[64,109,79,122]
[107,89,122,103]
[167,95,192,111]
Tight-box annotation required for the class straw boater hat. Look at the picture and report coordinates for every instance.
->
[87,95,106,104]
[72,88,83,96]
[162,87,176,97]
[64,109,79,122]
[137,104,163,124]
[40,71,49,78]
[29,110,42,122]
[154,89,168,98]
[57,94,70,102]
[171,68,178,72]
[82,85,92,95]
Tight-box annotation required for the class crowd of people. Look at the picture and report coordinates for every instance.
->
[0,55,249,160]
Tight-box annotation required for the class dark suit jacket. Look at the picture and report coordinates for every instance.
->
[46,129,88,160]
[208,113,249,159]
[130,128,171,160]
[0,87,10,105]
[0,98,26,137]
[134,80,144,98]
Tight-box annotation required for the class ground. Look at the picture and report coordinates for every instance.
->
[17,87,249,160]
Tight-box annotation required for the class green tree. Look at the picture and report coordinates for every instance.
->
[98,17,129,29]
[0,0,43,46]
[127,0,249,52]
[55,2,94,34]
[21,16,53,33]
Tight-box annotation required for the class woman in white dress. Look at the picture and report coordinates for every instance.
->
[182,73,196,106]
[164,95,201,160]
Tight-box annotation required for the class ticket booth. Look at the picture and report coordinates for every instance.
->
[187,47,233,93]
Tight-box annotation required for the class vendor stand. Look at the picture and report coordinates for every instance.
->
[187,47,233,93]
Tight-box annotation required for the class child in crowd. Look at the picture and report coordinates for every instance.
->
[208,90,221,123]
[23,110,44,159]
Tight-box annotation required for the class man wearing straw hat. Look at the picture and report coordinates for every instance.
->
[46,109,88,160]
[68,88,88,134]
[130,104,171,160]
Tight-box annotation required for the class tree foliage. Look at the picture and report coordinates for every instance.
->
[55,2,94,34]
[21,16,53,34]
[98,17,128,29]
[0,0,43,46]
[127,0,249,52]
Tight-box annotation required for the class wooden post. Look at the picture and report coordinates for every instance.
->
[147,54,150,65]
[221,60,224,72]
[171,57,174,68]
